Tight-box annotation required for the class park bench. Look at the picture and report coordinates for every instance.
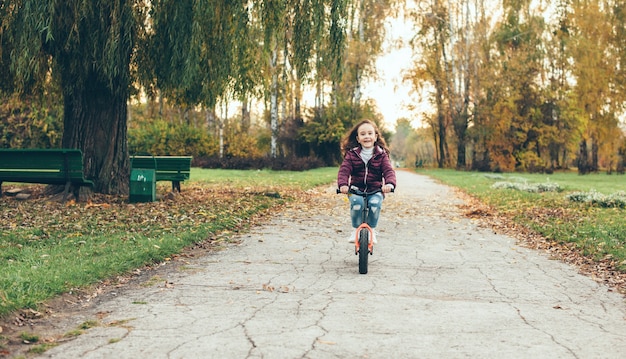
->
[0,149,94,202]
[130,155,192,192]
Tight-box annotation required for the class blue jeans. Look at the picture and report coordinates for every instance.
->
[349,192,383,228]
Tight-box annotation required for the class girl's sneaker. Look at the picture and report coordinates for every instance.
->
[347,228,358,243]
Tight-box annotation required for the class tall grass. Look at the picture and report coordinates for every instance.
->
[423,169,626,272]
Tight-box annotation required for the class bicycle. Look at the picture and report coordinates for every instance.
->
[338,186,393,274]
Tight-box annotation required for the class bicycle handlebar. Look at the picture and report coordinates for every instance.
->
[336,186,394,195]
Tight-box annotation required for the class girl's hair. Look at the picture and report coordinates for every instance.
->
[340,119,390,155]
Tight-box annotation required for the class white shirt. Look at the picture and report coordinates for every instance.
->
[360,147,374,164]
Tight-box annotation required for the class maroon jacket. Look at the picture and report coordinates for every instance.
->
[337,146,397,192]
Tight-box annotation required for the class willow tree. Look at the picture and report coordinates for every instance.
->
[256,0,287,158]
[139,0,253,158]
[345,0,392,120]
[254,0,352,158]
[2,0,140,195]
[262,0,316,158]
[291,0,315,115]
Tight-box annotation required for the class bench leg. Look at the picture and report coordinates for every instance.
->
[0,181,3,197]
[62,181,71,202]
[172,181,181,192]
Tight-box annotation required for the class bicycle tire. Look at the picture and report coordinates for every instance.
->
[358,228,369,274]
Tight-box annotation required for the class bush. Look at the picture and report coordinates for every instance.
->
[269,156,325,171]
[517,151,546,173]
[128,118,218,157]
[491,180,562,193]
[196,156,270,170]
[0,94,63,149]
[566,190,626,208]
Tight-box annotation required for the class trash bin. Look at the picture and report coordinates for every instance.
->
[129,168,156,203]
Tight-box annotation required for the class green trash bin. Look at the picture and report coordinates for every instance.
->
[129,168,156,203]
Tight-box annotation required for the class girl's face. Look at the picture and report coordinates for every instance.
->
[356,123,377,149]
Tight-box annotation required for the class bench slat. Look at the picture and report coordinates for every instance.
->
[0,149,94,201]
[131,156,192,191]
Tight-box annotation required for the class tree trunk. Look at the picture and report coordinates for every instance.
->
[437,113,447,168]
[241,97,251,133]
[435,78,447,168]
[61,73,129,196]
[591,138,599,172]
[456,128,467,169]
[577,139,589,174]
[270,46,279,158]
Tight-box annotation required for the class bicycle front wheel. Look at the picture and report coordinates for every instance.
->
[358,228,369,274]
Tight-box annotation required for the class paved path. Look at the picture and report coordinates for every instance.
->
[38,170,626,358]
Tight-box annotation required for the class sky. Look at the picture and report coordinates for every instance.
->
[238,4,426,131]
[360,6,424,130]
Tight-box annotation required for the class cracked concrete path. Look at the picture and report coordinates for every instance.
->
[38,170,626,358]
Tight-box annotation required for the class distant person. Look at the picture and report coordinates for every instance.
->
[337,119,397,243]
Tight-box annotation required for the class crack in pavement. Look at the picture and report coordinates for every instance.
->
[36,170,626,359]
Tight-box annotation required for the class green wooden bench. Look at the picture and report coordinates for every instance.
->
[0,149,94,201]
[130,155,192,192]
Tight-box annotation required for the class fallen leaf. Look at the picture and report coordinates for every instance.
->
[317,340,336,345]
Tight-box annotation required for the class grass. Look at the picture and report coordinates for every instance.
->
[191,167,337,188]
[422,169,626,272]
[0,167,338,318]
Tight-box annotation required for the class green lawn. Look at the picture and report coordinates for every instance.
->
[0,167,338,318]
[421,168,626,195]
[191,167,337,188]
[3,166,624,321]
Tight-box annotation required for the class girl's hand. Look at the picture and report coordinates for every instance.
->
[339,185,349,194]
[382,184,393,193]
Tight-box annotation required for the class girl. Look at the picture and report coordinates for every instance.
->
[337,119,396,243]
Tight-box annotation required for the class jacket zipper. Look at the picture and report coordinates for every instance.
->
[362,148,378,192]
[357,147,379,192]
[364,165,369,191]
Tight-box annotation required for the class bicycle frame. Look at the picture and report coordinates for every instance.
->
[349,187,379,256]
[338,186,392,274]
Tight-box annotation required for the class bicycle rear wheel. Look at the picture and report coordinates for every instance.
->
[358,228,369,274]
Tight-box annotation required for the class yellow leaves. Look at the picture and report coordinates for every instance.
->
[1,185,285,247]
[84,202,111,210]
[259,283,291,293]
